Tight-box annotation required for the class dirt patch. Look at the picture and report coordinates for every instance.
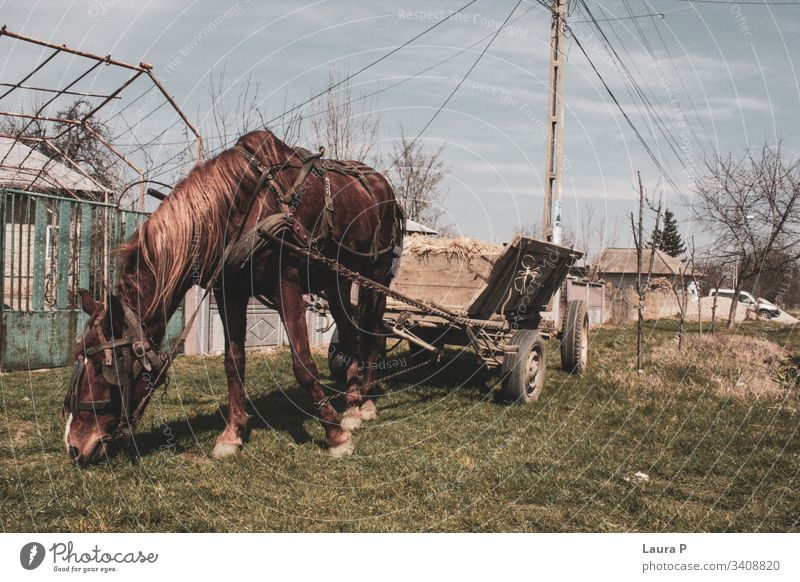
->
[683,297,798,326]
[685,296,751,322]
[3,420,35,445]
[652,335,790,398]
[771,311,799,325]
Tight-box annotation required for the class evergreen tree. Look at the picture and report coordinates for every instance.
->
[649,209,685,257]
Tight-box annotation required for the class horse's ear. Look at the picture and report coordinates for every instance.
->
[78,289,99,315]
[104,293,126,338]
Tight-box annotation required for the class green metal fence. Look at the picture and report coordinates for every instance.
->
[1,188,183,370]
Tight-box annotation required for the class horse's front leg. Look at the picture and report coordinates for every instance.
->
[325,280,364,431]
[211,287,250,459]
[277,271,353,457]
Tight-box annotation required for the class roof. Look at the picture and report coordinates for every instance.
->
[596,247,685,275]
[404,218,438,235]
[0,137,111,194]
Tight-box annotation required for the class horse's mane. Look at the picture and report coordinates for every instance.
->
[116,130,289,319]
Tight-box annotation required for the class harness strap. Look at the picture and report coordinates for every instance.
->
[283,149,323,208]
[84,336,134,356]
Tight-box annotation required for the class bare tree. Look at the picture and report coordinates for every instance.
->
[513,222,541,238]
[630,171,663,372]
[577,201,621,266]
[709,272,726,334]
[671,240,695,351]
[309,68,378,162]
[692,142,800,329]
[388,127,449,231]
[512,221,576,245]
[206,70,303,148]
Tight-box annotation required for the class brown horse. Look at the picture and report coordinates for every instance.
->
[63,129,403,465]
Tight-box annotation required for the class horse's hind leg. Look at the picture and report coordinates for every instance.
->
[212,287,250,459]
[325,280,364,431]
[357,285,388,421]
[277,270,353,456]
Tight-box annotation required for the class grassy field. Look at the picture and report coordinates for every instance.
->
[1,320,798,532]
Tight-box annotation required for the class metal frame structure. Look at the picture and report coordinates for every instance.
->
[1,26,197,370]
[0,25,202,209]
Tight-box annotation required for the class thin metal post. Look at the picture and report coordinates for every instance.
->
[0,26,148,73]
[146,71,203,162]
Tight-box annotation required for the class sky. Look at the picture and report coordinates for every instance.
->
[1,0,799,250]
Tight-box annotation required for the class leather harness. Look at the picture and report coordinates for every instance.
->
[225,139,402,272]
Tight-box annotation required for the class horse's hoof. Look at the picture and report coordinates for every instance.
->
[212,442,242,459]
[360,400,378,421]
[341,408,362,431]
[328,436,354,458]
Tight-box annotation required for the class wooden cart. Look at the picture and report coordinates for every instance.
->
[328,236,589,403]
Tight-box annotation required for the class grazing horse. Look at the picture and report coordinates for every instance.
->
[63,129,403,465]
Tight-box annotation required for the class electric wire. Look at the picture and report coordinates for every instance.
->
[262,0,482,128]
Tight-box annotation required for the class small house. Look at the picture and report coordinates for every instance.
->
[596,247,690,289]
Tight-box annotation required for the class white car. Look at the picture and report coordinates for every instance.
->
[708,289,781,319]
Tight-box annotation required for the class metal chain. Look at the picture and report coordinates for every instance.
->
[379,354,437,382]
[313,354,437,411]
[268,232,508,331]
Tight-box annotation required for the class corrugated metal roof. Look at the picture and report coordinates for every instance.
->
[0,137,110,194]
[597,247,684,275]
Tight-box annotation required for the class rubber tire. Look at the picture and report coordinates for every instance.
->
[327,327,349,382]
[500,330,546,404]
[758,309,774,320]
[561,299,589,374]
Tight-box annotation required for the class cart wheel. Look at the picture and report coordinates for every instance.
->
[327,327,350,382]
[500,330,546,404]
[561,299,588,374]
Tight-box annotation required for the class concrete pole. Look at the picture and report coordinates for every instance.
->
[542,0,567,327]
[542,0,567,244]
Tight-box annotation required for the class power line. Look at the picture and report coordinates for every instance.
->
[603,0,697,165]
[149,0,524,177]
[642,0,712,156]
[575,3,686,182]
[567,16,682,192]
[198,1,540,159]
[392,0,523,166]
[573,12,665,22]
[665,0,799,5]
[263,0,481,127]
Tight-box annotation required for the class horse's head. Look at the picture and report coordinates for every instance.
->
[63,290,164,466]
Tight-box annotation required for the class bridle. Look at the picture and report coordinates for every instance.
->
[64,298,167,439]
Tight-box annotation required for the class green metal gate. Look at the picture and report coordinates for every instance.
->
[1,188,183,370]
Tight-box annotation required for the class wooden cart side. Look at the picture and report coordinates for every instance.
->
[467,236,582,320]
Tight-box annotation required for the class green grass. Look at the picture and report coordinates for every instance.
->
[1,320,798,532]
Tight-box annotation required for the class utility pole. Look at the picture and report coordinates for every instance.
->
[542,0,567,327]
[542,0,567,244]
